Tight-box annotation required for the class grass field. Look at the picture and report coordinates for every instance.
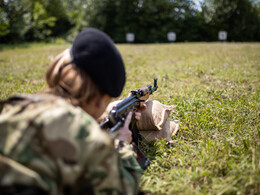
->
[0,43,259,194]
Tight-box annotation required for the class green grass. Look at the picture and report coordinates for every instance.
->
[0,43,67,98]
[0,42,259,194]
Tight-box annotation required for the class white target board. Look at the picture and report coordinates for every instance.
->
[218,31,227,41]
[126,33,135,42]
[167,32,176,42]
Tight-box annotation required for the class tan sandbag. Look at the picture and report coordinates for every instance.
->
[136,100,175,131]
[140,120,179,143]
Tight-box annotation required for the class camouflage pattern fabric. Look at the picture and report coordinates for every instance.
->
[0,94,142,195]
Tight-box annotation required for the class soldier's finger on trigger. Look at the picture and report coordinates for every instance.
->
[124,112,132,127]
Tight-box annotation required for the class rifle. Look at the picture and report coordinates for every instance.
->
[100,79,158,169]
[100,78,158,133]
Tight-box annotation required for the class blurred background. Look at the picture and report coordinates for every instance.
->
[1,0,260,43]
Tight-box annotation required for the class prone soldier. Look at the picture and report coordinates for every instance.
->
[0,28,144,195]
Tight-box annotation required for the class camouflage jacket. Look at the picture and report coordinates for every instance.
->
[0,94,142,195]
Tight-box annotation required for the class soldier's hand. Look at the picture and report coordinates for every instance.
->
[116,112,132,144]
[135,102,147,121]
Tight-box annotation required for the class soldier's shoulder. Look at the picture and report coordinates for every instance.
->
[0,93,109,141]
[0,94,113,193]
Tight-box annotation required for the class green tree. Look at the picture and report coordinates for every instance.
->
[0,7,10,37]
[1,0,259,43]
[63,0,91,41]
[0,0,33,42]
[87,0,200,43]
[44,0,72,38]
[202,0,260,41]
[0,0,58,42]
[26,1,56,41]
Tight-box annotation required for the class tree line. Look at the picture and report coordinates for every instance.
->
[1,0,260,43]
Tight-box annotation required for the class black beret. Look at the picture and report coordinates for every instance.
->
[71,28,126,97]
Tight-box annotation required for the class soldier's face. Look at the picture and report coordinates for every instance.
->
[96,94,112,119]
[84,94,112,120]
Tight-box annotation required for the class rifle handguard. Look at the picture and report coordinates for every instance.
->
[100,78,158,133]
